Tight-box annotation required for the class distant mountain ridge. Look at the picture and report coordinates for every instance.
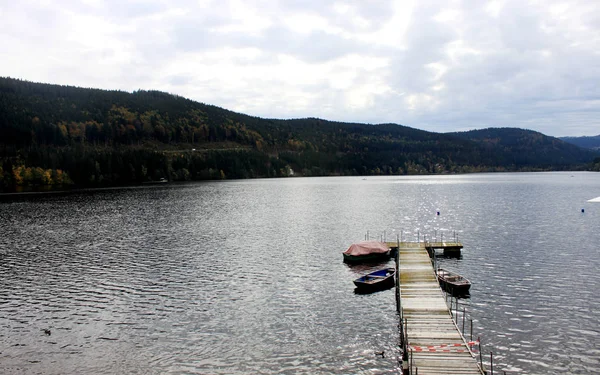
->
[0,77,598,191]
[448,128,597,168]
[560,135,600,150]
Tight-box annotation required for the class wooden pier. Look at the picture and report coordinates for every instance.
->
[390,241,484,375]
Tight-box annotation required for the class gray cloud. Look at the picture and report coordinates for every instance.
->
[1,0,599,136]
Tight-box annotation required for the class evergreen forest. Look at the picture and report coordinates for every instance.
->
[1,77,598,192]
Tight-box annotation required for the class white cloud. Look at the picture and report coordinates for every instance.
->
[485,0,505,17]
[284,13,335,35]
[1,0,599,136]
[210,0,273,35]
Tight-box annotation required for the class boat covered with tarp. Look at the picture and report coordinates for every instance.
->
[343,241,391,264]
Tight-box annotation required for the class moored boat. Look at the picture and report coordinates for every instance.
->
[343,241,391,264]
[353,267,396,292]
[437,268,471,295]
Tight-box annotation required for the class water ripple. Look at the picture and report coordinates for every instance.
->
[2,174,600,374]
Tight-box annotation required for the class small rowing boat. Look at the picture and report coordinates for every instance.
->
[437,268,471,295]
[353,267,396,292]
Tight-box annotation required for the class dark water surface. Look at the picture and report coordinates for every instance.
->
[1,172,599,374]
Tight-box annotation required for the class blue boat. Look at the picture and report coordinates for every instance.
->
[353,267,396,292]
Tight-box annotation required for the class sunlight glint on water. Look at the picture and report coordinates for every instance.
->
[1,172,599,374]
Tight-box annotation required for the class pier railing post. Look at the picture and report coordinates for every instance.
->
[410,346,413,375]
[401,317,409,375]
[405,318,409,360]
[470,319,473,342]
[462,307,466,335]
[396,235,401,314]
[455,297,459,321]
[479,337,483,371]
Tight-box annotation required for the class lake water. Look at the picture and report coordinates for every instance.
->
[1,172,599,374]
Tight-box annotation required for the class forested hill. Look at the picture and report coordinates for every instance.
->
[560,135,600,150]
[0,77,597,191]
[448,128,598,168]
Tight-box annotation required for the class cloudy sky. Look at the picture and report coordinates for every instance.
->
[1,0,599,136]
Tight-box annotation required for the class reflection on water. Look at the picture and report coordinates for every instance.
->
[1,173,599,374]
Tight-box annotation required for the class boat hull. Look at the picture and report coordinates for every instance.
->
[353,268,396,293]
[439,281,471,295]
[343,251,391,264]
[437,268,471,296]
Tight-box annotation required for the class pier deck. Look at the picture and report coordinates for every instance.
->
[395,243,483,375]
[386,240,463,257]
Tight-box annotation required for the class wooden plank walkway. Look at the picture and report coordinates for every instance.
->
[386,240,463,258]
[395,243,483,375]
